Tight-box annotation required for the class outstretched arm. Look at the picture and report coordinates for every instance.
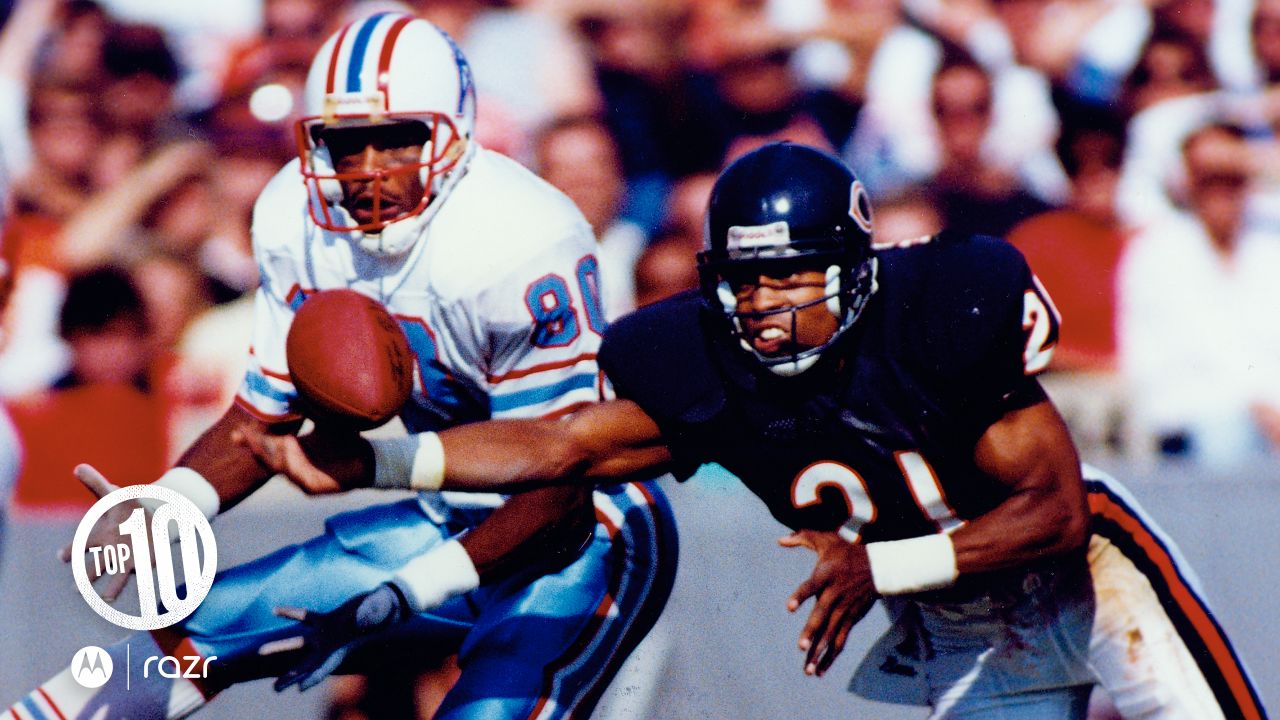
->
[236,399,673,494]
[250,400,671,691]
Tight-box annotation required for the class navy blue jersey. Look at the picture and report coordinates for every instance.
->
[599,232,1060,543]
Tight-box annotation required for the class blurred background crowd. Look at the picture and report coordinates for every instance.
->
[1,1,1279,717]
[1,0,1280,511]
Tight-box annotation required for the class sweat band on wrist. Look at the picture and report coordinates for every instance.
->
[147,467,220,520]
[370,432,446,491]
[391,539,480,611]
[865,533,958,595]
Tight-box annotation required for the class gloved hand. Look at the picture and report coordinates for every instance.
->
[260,582,411,692]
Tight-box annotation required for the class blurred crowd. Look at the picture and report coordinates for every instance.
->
[2,0,1280,519]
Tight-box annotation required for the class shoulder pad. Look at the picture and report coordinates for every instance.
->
[600,291,725,427]
[875,232,1054,401]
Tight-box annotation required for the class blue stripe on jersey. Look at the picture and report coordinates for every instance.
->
[244,370,293,403]
[489,373,597,414]
[21,696,48,720]
[346,13,389,92]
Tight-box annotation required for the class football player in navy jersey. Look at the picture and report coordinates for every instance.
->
[244,143,1265,720]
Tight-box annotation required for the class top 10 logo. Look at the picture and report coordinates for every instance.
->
[69,485,218,631]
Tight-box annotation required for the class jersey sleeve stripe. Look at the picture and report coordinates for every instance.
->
[541,400,592,420]
[246,346,291,381]
[242,370,293,403]
[260,366,291,382]
[233,395,302,424]
[489,373,598,414]
[485,353,597,384]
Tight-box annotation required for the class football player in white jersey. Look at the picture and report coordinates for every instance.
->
[2,14,676,720]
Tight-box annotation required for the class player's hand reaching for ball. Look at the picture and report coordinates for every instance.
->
[233,424,374,495]
[779,529,878,678]
[57,464,145,602]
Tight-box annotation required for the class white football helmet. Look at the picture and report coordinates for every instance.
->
[296,13,476,256]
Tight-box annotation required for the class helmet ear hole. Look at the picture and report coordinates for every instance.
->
[825,264,842,317]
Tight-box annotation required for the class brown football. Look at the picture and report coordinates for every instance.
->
[285,289,414,430]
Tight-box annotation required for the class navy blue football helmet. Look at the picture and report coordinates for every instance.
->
[698,142,878,376]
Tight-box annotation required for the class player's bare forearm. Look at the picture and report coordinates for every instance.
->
[957,399,1089,573]
[457,484,595,579]
[236,400,671,495]
[179,403,304,511]
[439,400,672,491]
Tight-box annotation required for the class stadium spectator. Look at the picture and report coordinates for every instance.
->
[1121,27,1217,117]
[7,266,167,513]
[632,171,713,308]
[534,114,644,319]
[98,22,185,145]
[1008,108,1130,372]
[844,0,1064,202]
[633,232,700,309]
[916,49,1056,238]
[569,0,695,232]
[1118,122,1280,466]
[414,0,601,162]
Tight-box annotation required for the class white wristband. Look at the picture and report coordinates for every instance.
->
[865,534,958,595]
[370,432,446,491]
[147,467,220,520]
[391,539,480,611]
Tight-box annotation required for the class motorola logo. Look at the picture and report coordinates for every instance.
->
[71,646,113,688]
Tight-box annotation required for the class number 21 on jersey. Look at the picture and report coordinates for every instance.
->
[791,452,965,543]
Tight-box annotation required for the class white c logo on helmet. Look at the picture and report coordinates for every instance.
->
[849,180,873,234]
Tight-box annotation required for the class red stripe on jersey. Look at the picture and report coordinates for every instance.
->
[376,16,412,108]
[260,366,291,382]
[233,395,302,424]
[486,353,597,384]
[34,690,67,720]
[325,23,352,94]
[246,347,291,382]
[541,401,591,421]
[1089,491,1265,720]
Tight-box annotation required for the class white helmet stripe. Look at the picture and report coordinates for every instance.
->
[375,16,414,108]
[323,22,353,95]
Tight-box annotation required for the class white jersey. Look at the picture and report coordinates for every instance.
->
[237,146,607,509]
